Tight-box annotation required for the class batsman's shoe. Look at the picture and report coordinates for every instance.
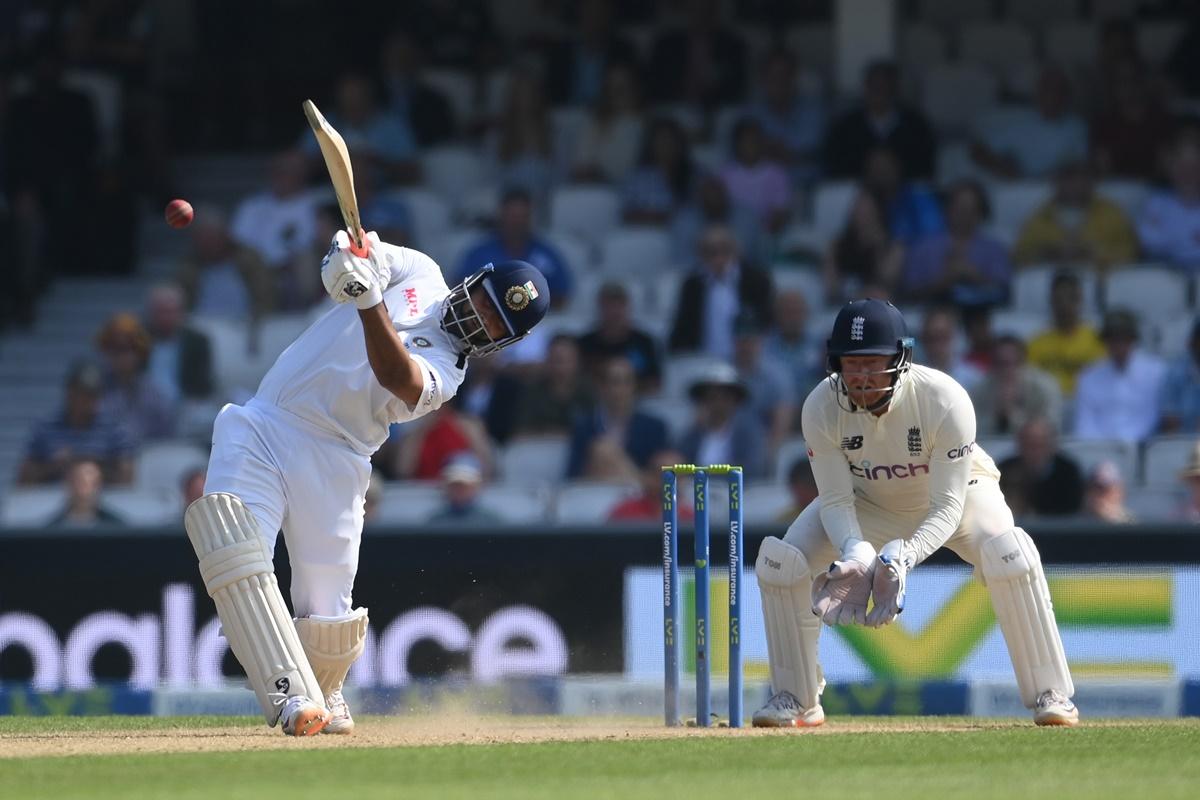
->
[751,690,825,728]
[279,695,331,737]
[1033,689,1079,727]
[321,690,354,735]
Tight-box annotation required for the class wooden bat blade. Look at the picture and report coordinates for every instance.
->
[302,99,364,250]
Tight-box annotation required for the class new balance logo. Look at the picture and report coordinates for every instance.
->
[850,315,865,341]
[840,435,863,450]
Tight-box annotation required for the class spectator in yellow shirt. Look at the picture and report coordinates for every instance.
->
[1027,270,1106,396]
[1013,160,1138,268]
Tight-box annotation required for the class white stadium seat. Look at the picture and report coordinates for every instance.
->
[989,181,1053,246]
[1,487,64,527]
[1102,266,1190,317]
[1126,486,1184,522]
[960,24,1036,76]
[1059,438,1138,487]
[639,396,694,442]
[393,188,451,247]
[135,441,209,496]
[549,186,620,245]
[989,310,1048,342]
[745,484,795,527]
[104,488,180,526]
[900,24,948,74]
[1143,436,1198,489]
[1012,265,1100,318]
[477,483,549,523]
[553,482,640,524]
[770,267,825,312]
[1097,180,1148,220]
[774,437,810,484]
[500,436,570,485]
[921,64,999,135]
[1144,315,1195,360]
[811,181,856,245]
[662,355,725,403]
[600,227,674,275]
[421,147,493,204]
[375,482,444,525]
[976,436,1015,464]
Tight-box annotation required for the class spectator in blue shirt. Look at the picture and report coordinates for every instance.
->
[863,146,943,244]
[567,356,669,480]
[621,116,695,226]
[457,188,574,309]
[1160,318,1200,433]
[746,46,825,188]
[18,361,136,486]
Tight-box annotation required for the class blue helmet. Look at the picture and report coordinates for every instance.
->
[441,260,550,358]
[825,298,914,412]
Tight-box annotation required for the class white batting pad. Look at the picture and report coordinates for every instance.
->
[755,536,825,709]
[185,493,326,725]
[980,527,1074,708]
[295,608,369,697]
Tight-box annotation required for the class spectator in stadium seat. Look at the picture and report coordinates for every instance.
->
[970,334,1063,437]
[1026,270,1106,397]
[862,146,943,244]
[823,60,935,180]
[1083,460,1136,524]
[971,64,1088,179]
[621,116,695,226]
[744,46,825,188]
[177,206,273,323]
[1174,441,1200,522]
[670,172,766,265]
[997,417,1084,517]
[578,282,662,392]
[719,117,793,235]
[95,312,177,443]
[514,334,595,437]
[822,189,904,303]
[916,306,984,393]
[732,311,796,461]
[1160,318,1200,434]
[300,74,420,184]
[646,0,747,109]
[19,360,135,486]
[455,355,525,446]
[144,283,214,402]
[427,453,501,525]
[181,466,206,511]
[962,305,996,372]
[1074,308,1166,443]
[902,179,1011,308]
[775,457,819,523]
[1013,161,1138,269]
[543,0,638,107]
[571,61,644,184]
[1136,130,1200,271]
[567,356,668,481]
[762,288,824,402]
[380,395,496,481]
[1091,57,1173,181]
[231,150,318,273]
[679,362,768,479]
[378,30,456,147]
[46,459,125,528]
[456,187,573,309]
[608,448,694,523]
[488,67,555,208]
[669,223,773,359]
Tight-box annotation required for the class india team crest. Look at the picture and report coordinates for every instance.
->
[504,280,540,311]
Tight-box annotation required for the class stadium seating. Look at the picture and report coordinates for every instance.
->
[900,24,949,74]
[916,0,993,30]
[811,181,857,246]
[421,147,494,207]
[394,188,451,247]
[499,436,570,485]
[989,181,1054,246]
[1011,264,1100,318]
[1060,437,1138,486]
[1102,266,1190,317]
[745,484,795,526]
[600,227,674,276]
[1126,486,1184,522]
[1142,436,1197,488]
[774,437,810,484]
[549,186,620,246]
[134,441,209,497]
[960,24,1036,76]
[920,64,999,136]
[552,482,641,524]
[1004,0,1080,26]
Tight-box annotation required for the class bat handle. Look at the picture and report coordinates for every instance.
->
[348,228,369,258]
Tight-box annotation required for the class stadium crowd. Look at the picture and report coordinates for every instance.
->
[6,0,1200,528]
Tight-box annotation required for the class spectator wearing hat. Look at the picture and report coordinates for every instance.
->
[1013,161,1138,269]
[1074,309,1167,443]
[95,312,178,443]
[901,179,1011,308]
[669,223,773,359]
[577,282,662,393]
[1026,270,1106,397]
[1083,460,1135,524]
[678,362,768,479]
[46,459,125,528]
[18,361,136,486]
[567,356,668,481]
[997,417,1084,518]
[428,454,500,525]
[970,335,1063,436]
[1175,441,1200,522]
[732,310,796,458]
[1159,319,1200,434]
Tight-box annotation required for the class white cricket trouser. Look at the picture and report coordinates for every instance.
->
[204,399,372,618]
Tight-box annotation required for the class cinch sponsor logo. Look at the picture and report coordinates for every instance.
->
[946,442,975,459]
[849,461,930,480]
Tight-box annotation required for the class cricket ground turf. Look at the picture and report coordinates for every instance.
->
[1,716,1198,799]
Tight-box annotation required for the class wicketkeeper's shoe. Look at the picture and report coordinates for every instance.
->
[279,694,331,737]
[321,690,355,735]
[1033,689,1079,727]
[751,690,826,728]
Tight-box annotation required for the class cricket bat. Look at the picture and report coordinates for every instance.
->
[302,98,367,255]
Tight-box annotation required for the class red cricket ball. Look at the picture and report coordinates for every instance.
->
[165,199,194,229]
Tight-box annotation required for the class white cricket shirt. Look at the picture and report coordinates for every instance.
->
[255,243,466,455]
[801,364,1000,563]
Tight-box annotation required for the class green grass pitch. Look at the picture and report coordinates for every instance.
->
[2,716,1199,799]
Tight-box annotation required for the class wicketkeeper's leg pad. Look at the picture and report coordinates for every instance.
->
[755,536,825,709]
[295,608,369,697]
[980,527,1074,708]
[185,492,326,726]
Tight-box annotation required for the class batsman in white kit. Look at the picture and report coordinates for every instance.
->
[184,229,549,735]
[753,299,1078,728]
